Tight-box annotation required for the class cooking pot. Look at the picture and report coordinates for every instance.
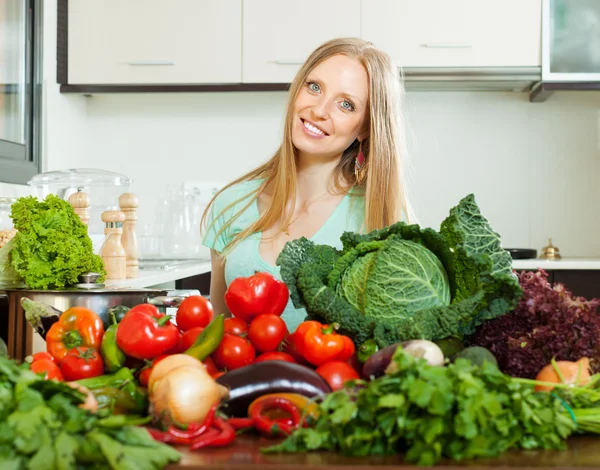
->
[2,287,193,362]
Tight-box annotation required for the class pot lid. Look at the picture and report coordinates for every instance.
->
[28,169,132,187]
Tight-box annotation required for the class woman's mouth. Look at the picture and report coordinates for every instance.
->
[301,119,328,138]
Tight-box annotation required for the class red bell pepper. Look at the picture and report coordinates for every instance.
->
[298,321,346,367]
[224,272,289,323]
[116,304,180,360]
[46,307,105,364]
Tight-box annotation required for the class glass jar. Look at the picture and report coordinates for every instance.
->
[0,197,17,231]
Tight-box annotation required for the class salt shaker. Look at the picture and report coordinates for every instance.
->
[119,193,139,278]
[100,210,127,280]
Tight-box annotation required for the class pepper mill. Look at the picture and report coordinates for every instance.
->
[118,193,139,278]
[68,190,90,226]
[100,210,127,280]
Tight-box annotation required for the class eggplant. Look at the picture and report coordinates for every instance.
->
[361,344,400,380]
[215,360,332,417]
[21,297,62,340]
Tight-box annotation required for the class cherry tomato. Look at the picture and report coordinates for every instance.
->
[138,354,169,387]
[247,314,288,353]
[254,351,297,364]
[181,326,205,351]
[203,356,218,376]
[60,347,104,381]
[316,361,360,391]
[224,317,248,336]
[31,352,56,364]
[212,333,256,370]
[176,296,214,332]
[31,359,64,381]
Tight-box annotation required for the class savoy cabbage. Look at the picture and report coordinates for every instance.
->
[276,194,522,347]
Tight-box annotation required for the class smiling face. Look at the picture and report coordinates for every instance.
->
[291,54,369,162]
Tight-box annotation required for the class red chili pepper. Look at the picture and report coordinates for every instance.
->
[224,272,289,323]
[147,428,177,444]
[167,405,217,443]
[226,417,254,430]
[249,396,301,437]
[189,418,236,450]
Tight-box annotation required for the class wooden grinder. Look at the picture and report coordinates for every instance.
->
[119,193,139,278]
[100,210,127,280]
[68,191,90,226]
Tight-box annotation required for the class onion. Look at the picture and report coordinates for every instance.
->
[149,365,229,426]
[385,340,445,374]
[148,354,205,393]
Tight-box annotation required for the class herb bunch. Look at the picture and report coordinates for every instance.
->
[265,347,578,466]
[0,356,180,470]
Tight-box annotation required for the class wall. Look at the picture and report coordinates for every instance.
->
[3,0,600,259]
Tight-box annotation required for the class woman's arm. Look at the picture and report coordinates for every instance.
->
[209,249,231,318]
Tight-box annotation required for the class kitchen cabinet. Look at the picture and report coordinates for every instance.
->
[361,0,542,68]
[66,0,242,85]
[242,0,361,83]
[515,269,600,301]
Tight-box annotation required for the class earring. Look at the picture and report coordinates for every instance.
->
[355,142,366,184]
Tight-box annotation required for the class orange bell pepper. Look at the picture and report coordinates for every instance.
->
[46,307,104,363]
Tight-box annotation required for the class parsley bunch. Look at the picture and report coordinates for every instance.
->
[265,347,577,465]
[0,356,180,470]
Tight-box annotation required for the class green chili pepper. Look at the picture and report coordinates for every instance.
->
[92,386,147,414]
[76,366,134,390]
[357,339,379,363]
[184,314,225,361]
[100,311,127,373]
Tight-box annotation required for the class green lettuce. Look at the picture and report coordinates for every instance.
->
[3,195,105,289]
[277,194,522,347]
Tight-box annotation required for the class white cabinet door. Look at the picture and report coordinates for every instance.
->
[242,0,361,83]
[68,0,242,84]
[362,0,541,68]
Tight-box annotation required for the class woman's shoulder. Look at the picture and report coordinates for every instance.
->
[213,179,264,209]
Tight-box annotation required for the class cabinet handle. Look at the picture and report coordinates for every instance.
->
[271,60,304,65]
[420,43,472,49]
[128,61,175,66]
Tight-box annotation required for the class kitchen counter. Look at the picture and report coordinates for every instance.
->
[104,260,212,289]
[512,258,600,270]
[166,435,600,469]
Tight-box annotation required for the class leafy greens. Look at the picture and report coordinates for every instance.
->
[277,194,522,347]
[0,195,105,289]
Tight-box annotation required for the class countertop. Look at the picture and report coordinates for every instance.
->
[104,260,212,289]
[511,258,600,270]
[166,435,600,469]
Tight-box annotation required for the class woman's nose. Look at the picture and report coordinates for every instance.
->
[310,97,332,120]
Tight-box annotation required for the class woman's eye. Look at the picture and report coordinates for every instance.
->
[341,100,355,111]
[308,82,320,92]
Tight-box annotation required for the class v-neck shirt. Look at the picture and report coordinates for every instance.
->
[201,179,365,332]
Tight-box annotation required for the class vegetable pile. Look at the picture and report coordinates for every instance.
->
[468,269,600,379]
[276,194,522,348]
[0,195,105,289]
[0,355,180,470]
[264,346,600,466]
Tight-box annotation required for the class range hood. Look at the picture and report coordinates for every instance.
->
[401,67,541,93]
[531,0,600,102]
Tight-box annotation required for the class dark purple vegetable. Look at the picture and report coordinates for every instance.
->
[215,360,332,417]
[361,343,401,380]
[21,297,62,340]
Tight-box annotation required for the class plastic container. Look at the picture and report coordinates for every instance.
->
[28,169,132,253]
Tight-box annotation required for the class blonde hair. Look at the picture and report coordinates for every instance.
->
[201,37,414,255]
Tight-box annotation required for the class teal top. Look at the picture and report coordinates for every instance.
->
[201,179,365,332]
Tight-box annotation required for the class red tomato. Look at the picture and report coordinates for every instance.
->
[138,354,168,387]
[282,332,308,364]
[176,296,214,332]
[203,356,218,376]
[60,347,104,381]
[31,352,56,363]
[212,333,256,371]
[181,327,205,351]
[316,361,360,391]
[224,317,248,336]
[31,359,64,381]
[254,351,297,364]
[247,314,288,353]
[165,331,185,354]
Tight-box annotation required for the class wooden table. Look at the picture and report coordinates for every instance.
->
[167,435,600,470]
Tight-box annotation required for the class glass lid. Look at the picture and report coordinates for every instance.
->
[28,169,132,187]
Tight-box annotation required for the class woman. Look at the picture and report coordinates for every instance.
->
[201,37,414,332]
